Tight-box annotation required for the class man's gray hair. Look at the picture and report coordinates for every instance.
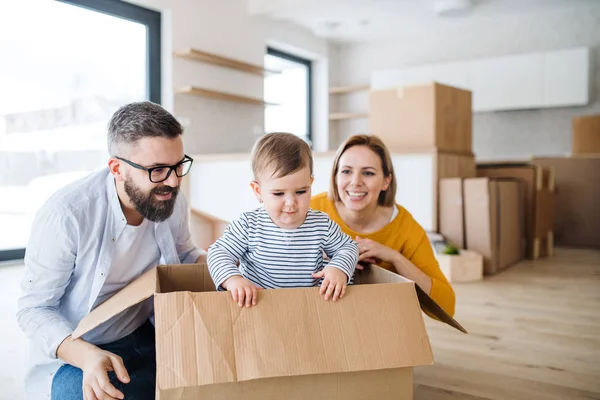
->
[107,101,183,156]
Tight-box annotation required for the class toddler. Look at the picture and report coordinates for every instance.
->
[207,132,358,307]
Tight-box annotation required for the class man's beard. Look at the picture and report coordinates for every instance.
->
[124,179,179,222]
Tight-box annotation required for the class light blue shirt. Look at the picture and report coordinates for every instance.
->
[16,167,205,399]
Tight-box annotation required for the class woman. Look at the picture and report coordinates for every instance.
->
[311,134,456,317]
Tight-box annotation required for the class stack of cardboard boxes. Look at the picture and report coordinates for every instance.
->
[438,174,527,277]
[438,162,555,277]
[370,83,485,281]
[369,83,478,235]
[369,81,564,279]
[371,82,494,281]
[435,111,600,276]
[475,163,555,261]
[438,171,533,276]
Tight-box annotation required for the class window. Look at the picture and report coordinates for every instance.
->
[264,47,312,145]
[0,0,161,262]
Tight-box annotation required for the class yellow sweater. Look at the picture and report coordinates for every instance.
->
[311,192,456,317]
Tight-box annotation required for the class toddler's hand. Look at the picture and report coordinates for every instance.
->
[312,266,348,301]
[222,276,261,307]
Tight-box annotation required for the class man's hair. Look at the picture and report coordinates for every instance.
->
[330,134,397,207]
[107,101,183,155]
[251,132,313,180]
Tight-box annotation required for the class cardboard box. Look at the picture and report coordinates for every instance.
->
[532,156,600,248]
[72,264,466,399]
[464,178,525,275]
[476,163,555,259]
[369,82,472,154]
[436,250,484,283]
[572,115,600,154]
[439,178,465,249]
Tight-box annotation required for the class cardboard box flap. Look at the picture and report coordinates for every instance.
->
[72,267,158,339]
[354,265,467,334]
[414,285,467,333]
[154,282,435,389]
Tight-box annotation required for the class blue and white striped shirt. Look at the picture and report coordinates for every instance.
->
[207,208,359,290]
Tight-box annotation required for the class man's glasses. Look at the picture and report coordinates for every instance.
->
[115,155,194,183]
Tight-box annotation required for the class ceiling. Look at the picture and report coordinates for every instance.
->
[249,0,600,42]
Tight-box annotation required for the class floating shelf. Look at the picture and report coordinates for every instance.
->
[329,84,370,95]
[329,112,369,121]
[175,86,278,106]
[174,48,280,76]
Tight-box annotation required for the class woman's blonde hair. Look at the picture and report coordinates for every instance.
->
[329,134,396,207]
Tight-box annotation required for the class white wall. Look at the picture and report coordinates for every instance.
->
[334,6,600,160]
[129,0,331,154]
[189,151,439,231]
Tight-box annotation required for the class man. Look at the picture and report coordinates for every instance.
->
[17,101,206,400]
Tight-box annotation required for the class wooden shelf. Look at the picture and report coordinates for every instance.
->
[329,84,370,95]
[174,48,279,76]
[175,86,278,106]
[329,112,369,121]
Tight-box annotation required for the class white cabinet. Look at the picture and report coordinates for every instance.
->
[427,62,471,91]
[543,47,590,107]
[371,47,591,112]
[469,53,544,111]
[372,61,469,92]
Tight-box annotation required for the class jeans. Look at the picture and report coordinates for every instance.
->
[51,320,156,400]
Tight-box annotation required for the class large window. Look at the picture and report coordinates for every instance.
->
[264,47,312,145]
[0,0,161,261]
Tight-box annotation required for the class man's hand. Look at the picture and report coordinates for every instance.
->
[222,276,261,307]
[57,336,130,400]
[312,266,348,301]
[81,348,130,400]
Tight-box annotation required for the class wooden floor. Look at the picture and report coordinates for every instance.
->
[415,248,600,400]
[3,249,599,399]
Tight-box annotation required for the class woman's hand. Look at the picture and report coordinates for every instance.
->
[355,236,399,266]
[355,236,433,295]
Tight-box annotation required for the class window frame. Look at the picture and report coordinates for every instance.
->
[0,0,161,263]
[57,0,162,103]
[266,47,313,144]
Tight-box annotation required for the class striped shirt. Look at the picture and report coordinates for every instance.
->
[207,208,358,290]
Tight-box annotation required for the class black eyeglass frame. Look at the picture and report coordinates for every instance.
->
[115,154,194,183]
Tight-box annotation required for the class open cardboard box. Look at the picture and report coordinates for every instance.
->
[73,264,466,399]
